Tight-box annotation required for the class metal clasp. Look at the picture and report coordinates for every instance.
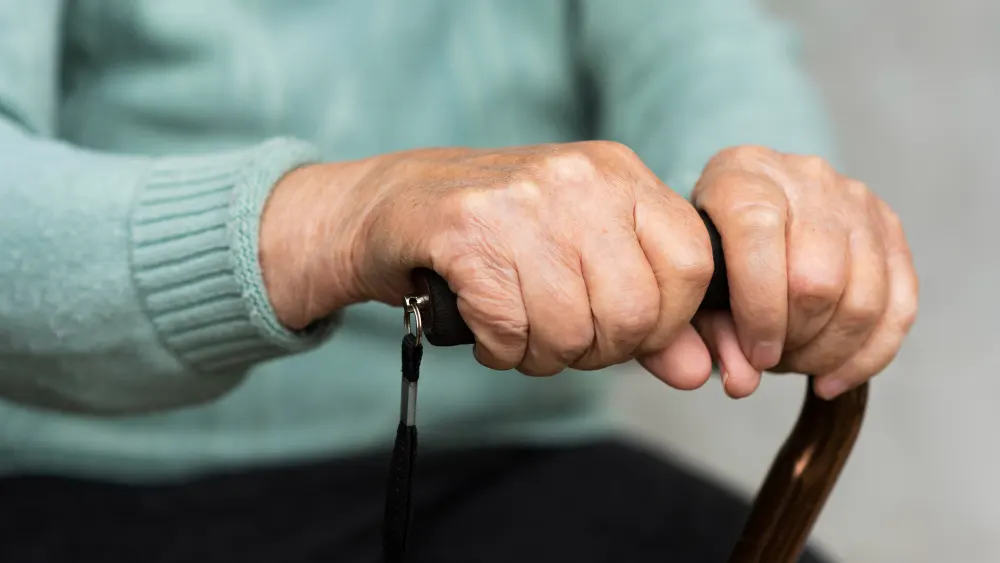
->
[403,295,428,346]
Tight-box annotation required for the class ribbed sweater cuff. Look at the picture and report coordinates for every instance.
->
[129,138,333,374]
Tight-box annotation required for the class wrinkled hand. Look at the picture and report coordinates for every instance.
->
[264,142,716,378]
[679,146,918,399]
[261,142,917,400]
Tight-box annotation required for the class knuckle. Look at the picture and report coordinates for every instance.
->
[880,202,903,231]
[840,294,886,334]
[451,187,506,231]
[586,139,637,160]
[690,171,737,208]
[507,180,545,204]
[797,154,836,178]
[673,239,715,288]
[713,145,777,168]
[684,255,716,289]
[845,179,872,202]
[730,203,786,234]
[788,267,843,312]
[539,150,600,184]
[897,298,919,333]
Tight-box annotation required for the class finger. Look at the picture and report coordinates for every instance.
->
[516,240,595,377]
[633,189,715,357]
[448,255,530,371]
[637,324,712,390]
[780,221,889,376]
[693,169,789,372]
[693,311,761,398]
[573,227,660,371]
[784,211,849,350]
[813,206,918,398]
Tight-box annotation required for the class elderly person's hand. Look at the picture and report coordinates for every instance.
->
[684,146,918,399]
[261,142,917,399]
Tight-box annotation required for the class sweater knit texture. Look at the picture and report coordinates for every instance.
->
[0,0,833,481]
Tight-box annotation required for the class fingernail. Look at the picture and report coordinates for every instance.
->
[816,378,848,400]
[751,341,782,370]
[720,365,730,391]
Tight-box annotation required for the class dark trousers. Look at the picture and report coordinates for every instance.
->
[0,439,830,563]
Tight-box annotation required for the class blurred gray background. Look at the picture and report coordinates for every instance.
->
[614,1,998,562]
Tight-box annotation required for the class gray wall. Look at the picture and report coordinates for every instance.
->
[615,1,999,561]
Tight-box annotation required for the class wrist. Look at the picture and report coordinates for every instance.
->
[259,159,378,330]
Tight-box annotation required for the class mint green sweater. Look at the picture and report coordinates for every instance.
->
[0,0,833,482]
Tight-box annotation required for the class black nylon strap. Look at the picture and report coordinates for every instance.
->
[382,333,422,563]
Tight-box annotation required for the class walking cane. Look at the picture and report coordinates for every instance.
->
[385,212,868,563]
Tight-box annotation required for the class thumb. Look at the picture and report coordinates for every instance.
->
[693,312,762,398]
[636,324,712,391]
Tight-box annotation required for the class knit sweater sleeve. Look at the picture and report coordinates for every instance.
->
[579,0,838,198]
[0,2,333,414]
